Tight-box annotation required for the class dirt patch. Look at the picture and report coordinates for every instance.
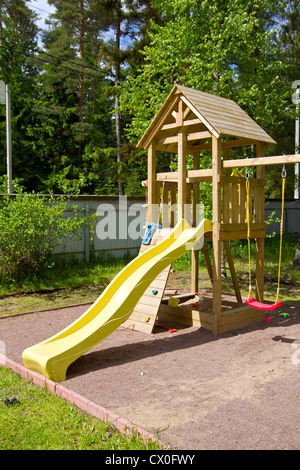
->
[0,296,299,450]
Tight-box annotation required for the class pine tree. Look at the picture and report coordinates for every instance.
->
[96,0,159,195]
[30,0,115,193]
[0,0,40,190]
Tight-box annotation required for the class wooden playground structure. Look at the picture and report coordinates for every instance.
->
[124,85,300,335]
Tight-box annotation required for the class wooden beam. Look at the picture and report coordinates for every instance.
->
[157,135,178,145]
[157,130,211,146]
[223,154,300,169]
[178,132,187,220]
[187,131,211,142]
[147,141,158,223]
[140,96,180,149]
[191,152,200,293]
[212,135,222,335]
[161,118,200,131]
[156,169,212,182]
[188,138,261,152]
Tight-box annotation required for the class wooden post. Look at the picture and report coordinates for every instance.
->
[178,132,187,220]
[147,140,159,224]
[255,142,266,302]
[212,136,222,334]
[162,182,169,227]
[170,183,176,227]
[191,152,200,293]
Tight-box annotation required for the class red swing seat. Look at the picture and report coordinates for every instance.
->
[246,297,282,311]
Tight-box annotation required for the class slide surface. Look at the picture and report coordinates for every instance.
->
[22,218,212,382]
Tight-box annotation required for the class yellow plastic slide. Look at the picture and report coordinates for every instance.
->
[22,218,211,382]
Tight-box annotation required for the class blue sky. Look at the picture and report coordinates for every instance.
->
[28,0,55,30]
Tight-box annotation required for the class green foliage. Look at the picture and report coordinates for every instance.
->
[121,0,290,143]
[0,192,96,282]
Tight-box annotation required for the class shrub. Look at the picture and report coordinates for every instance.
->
[0,193,95,282]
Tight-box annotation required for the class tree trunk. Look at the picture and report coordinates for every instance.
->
[293,220,300,269]
[115,8,124,196]
[78,0,84,160]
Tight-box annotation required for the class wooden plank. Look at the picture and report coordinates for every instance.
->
[212,135,222,334]
[129,309,157,324]
[133,303,163,317]
[156,169,212,181]
[157,130,211,146]
[162,182,169,227]
[222,182,230,223]
[219,222,266,232]
[138,94,180,149]
[219,307,265,334]
[239,181,246,223]
[161,293,195,303]
[223,154,300,169]
[191,138,260,152]
[187,131,211,141]
[178,131,187,220]
[232,182,238,223]
[181,95,220,139]
[170,183,176,227]
[219,229,266,241]
[147,141,157,223]
[137,295,163,307]
[222,147,230,224]
[161,118,201,131]
[178,88,275,144]
[158,303,213,328]
[219,176,266,187]
[191,152,200,293]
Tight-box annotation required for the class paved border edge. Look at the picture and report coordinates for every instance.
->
[0,352,164,448]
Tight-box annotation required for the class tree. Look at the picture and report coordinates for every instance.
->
[0,191,95,281]
[96,0,160,195]
[0,0,41,190]
[121,0,289,145]
[28,0,116,193]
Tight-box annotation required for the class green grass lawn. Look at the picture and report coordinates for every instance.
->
[0,367,161,450]
[0,235,299,316]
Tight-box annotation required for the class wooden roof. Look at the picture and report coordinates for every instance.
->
[137,85,276,151]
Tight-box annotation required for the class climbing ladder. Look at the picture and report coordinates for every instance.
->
[122,227,172,333]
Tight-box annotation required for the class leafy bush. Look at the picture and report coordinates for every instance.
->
[0,193,95,282]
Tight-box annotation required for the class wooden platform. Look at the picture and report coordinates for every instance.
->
[158,295,265,334]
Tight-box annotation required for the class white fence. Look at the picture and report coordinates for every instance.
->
[56,196,300,261]
[3,194,298,263]
[53,195,147,262]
